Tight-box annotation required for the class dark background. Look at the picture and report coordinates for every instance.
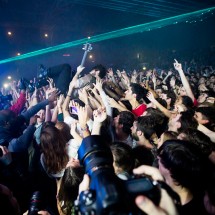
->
[0,0,215,85]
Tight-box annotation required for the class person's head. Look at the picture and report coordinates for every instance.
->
[40,124,69,174]
[158,140,209,194]
[178,86,187,96]
[0,109,16,128]
[175,95,193,109]
[113,111,135,135]
[132,145,154,167]
[131,116,156,142]
[36,109,45,123]
[110,142,135,175]
[156,77,162,86]
[177,128,213,157]
[90,64,107,79]
[0,184,20,215]
[194,107,215,130]
[210,74,215,84]
[142,108,167,137]
[199,77,206,85]
[155,87,163,98]
[157,131,178,148]
[55,121,72,142]
[197,91,215,104]
[166,91,176,108]
[149,98,167,109]
[58,166,84,214]
[125,83,148,103]
[168,111,198,133]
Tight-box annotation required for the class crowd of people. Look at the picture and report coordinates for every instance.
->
[0,58,215,215]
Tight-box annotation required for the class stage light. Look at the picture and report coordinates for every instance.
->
[3,83,9,88]
[143,66,147,70]
[44,33,48,38]
[88,36,91,39]
[7,76,12,80]
[7,31,12,36]
[89,54,93,59]
[17,53,21,56]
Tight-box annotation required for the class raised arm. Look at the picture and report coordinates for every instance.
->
[62,65,85,117]
[174,59,195,102]
[147,91,171,118]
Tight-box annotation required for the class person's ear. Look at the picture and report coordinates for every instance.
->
[137,130,142,137]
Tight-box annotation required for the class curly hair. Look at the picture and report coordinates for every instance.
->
[40,125,69,174]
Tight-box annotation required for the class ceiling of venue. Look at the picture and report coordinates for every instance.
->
[0,0,215,79]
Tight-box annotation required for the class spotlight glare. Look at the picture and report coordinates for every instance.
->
[7,76,12,80]
[89,54,93,59]
[143,66,147,70]
[44,33,48,37]
[3,83,9,88]
[17,53,21,56]
[8,31,12,36]
[88,36,91,39]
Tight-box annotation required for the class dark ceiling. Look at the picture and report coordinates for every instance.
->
[0,0,215,80]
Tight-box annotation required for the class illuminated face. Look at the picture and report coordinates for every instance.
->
[124,86,133,100]
[37,109,45,123]
[155,89,162,98]
[131,121,139,141]
[194,112,207,124]
[156,79,162,85]
[168,113,181,132]
[90,69,100,77]
[199,77,206,84]
[210,76,215,84]
[197,93,208,104]
[178,86,187,96]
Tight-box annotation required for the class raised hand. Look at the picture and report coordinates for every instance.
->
[77,65,85,75]
[93,107,107,123]
[170,77,176,88]
[146,70,152,78]
[77,105,89,128]
[116,69,122,78]
[107,68,114,77]
[146,91,156,103]
[93,78,103,92]
[133,165,178,215]
[57,94,65,108]
[167,70,173,76]
[173,59,182,71]
[78,87,88,104]
[47,78,54,89]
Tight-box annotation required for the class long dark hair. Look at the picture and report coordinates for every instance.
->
[40,125,69,174]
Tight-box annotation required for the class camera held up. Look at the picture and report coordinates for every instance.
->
[75,135,161,215]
